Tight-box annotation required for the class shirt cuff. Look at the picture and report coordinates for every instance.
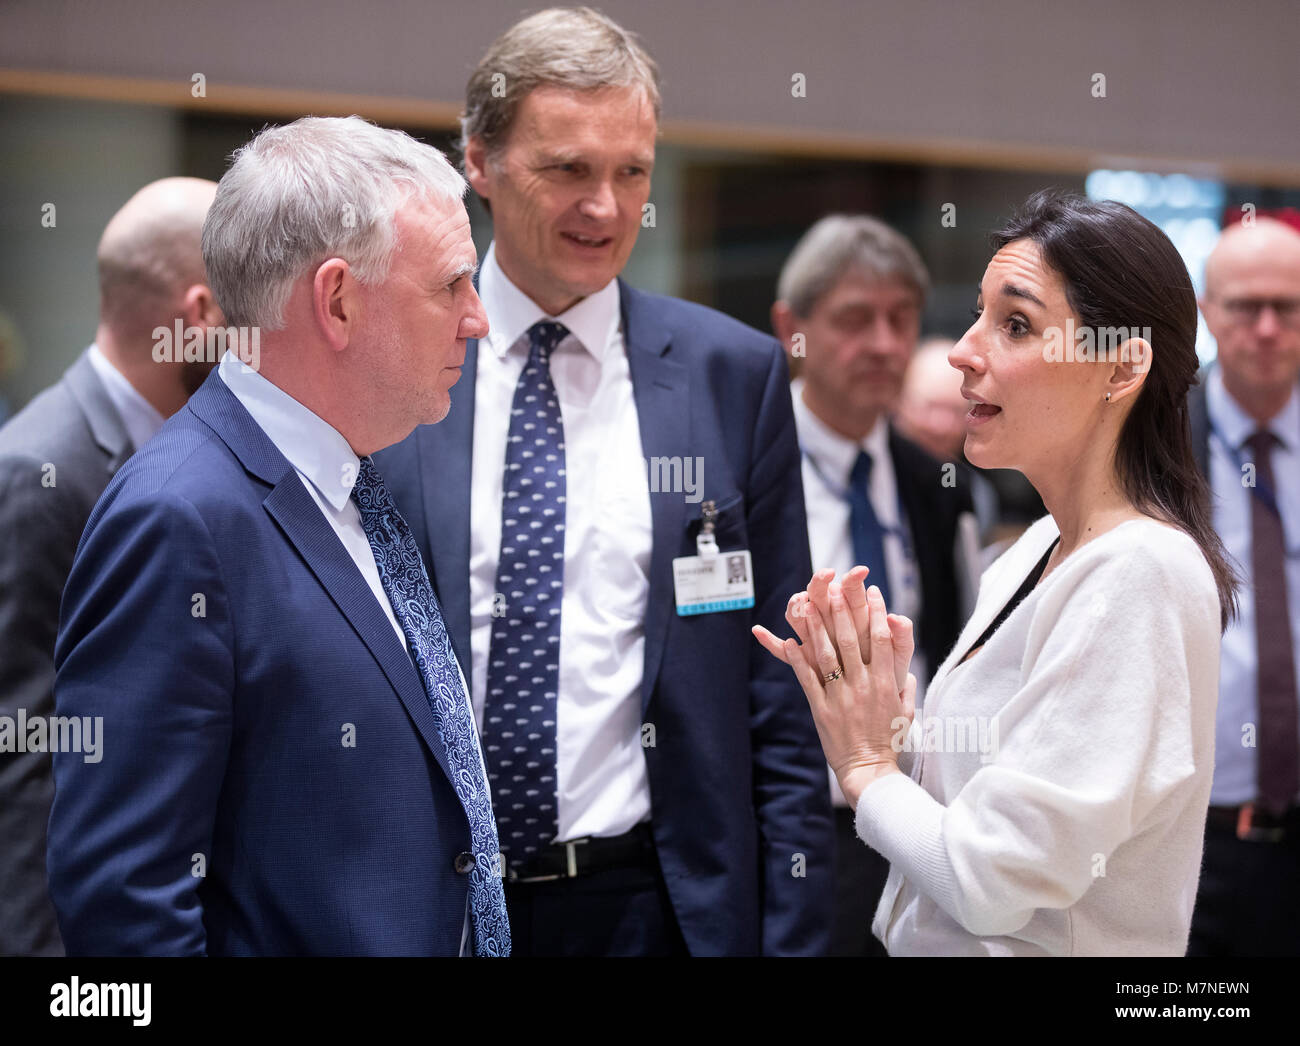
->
[853,770,961,916]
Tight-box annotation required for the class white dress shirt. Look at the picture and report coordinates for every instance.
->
[1205,364,1300,805]
[470,243,654,842]
[87,343,165,451]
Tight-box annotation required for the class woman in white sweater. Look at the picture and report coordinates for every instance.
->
[756,190,1238,956]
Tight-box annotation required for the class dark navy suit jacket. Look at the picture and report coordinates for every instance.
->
[48,373,472,955]
[1188,365,1212,478]
[375,280,834,955]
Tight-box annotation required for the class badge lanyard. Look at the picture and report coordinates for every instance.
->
[800,446,919,596]
[697,499,720,557]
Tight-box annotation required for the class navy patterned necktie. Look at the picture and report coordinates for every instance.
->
[483,320,569,867]
[352,455,510,956]
[849,450,891,608]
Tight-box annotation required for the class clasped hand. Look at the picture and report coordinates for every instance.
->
[753,566,917,807]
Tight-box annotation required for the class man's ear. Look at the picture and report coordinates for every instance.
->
[312,258,354,353]
[183,283,224,330]
[1197,296,1222,342]
[771,300,798,356]
[1106,336,1153,404]
[463,136,493,202]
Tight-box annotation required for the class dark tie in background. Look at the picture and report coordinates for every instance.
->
[849,449,891,608]
[1246,429,1299,816]
[352,455,511,956]
[483,320,569,864]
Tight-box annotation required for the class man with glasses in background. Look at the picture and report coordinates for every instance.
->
[1188,215,1300,956]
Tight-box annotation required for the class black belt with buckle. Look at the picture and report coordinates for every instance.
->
[505,823,656,883]
[1206,802,1300,842]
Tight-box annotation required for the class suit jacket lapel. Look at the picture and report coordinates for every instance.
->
[621,281,690,712]
[887,426,921,545]
[188,373,459,786]
[419,334,478,680]
[887,426,929,651]
[65,349,134,476]
[1189,368,1211,477]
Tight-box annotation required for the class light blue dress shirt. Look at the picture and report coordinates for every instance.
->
[1206,364,1300,805]
[87,343,165,451]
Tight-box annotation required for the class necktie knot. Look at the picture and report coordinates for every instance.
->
[850,449,874,490]
[351,456,390,518]
[1245,428,1279,460]
[353,453,380,491]
[528,320,569,365]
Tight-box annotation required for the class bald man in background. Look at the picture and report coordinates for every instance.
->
[1188,216,1300,956]
[0,177,222,955]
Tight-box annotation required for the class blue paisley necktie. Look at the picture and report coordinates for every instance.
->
[482,320,569,866]
[352,455,510,957]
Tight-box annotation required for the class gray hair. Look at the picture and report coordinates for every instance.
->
[461,6,661,159]
[203,115,467,330]
[777,214,930,317]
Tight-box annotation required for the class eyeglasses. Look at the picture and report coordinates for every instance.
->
[1215,297,1300,329]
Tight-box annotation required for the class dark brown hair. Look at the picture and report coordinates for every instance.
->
[992,189,1238,629]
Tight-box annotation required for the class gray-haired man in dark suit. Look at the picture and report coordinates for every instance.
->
[0,177,222,955]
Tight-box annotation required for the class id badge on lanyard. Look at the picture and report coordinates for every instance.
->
[672,499,756,616]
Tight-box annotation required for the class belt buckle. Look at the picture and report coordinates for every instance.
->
[563,837,589,876]
[506,837,590,883]
[1236,802,1286,843]
[508,867,563,884]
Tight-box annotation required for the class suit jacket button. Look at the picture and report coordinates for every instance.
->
[454,852,476,875]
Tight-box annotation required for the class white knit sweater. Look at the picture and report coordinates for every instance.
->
[856,514,1221,956]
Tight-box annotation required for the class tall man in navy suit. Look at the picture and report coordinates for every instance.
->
[376,7,832,955]
[48,116,510,955]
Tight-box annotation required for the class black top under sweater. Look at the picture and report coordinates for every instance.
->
[959,537,1060,664]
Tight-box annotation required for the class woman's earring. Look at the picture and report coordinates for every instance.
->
[1105,392,1112,402]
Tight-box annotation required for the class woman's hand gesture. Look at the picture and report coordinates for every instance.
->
[753,566,917,806]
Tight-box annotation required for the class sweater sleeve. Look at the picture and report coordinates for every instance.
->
[854,534,1217,938]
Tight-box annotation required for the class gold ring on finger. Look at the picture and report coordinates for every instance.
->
[821,665,843,684]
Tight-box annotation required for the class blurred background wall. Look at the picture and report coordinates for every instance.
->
[2,0,1298,414]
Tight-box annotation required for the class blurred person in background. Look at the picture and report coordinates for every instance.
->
[0,177,221,956]
[1188,215,1300,956]
[376,7,831,956]
[896,336,969,464]
[770,213,977,955]
[0,310,23,425]
[897,336,1043,563]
